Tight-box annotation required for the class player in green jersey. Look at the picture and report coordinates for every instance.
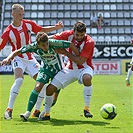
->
[0,32,79,121]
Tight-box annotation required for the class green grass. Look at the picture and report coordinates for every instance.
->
[0,75,132,133]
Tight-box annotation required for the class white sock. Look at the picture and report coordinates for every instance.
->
[126,68,132,80]
[8,78,24,109]
[84,86,92,108]
[44,95,53,114]
[34,85,46,110]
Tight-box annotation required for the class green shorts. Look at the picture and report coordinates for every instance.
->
[36,67,59,84]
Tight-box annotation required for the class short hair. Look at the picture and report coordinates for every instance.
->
[36,32,48,43]
[12,4,24,13]
[73,21,86,33]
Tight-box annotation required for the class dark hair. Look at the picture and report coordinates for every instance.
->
[73,21,86,33]
[36,32,48,43]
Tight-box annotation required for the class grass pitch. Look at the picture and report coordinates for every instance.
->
[0,74,132,133]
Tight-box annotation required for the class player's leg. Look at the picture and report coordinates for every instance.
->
[38,83,60,120]
[51,89,61,106]
[39,69,76,120]
[4,58,25,119]
[32,84,47,117]
[125,62,133,86]
[20,68,49,121]
[78,67,93,118]
[21,59,42,118]
[20,81,44,121]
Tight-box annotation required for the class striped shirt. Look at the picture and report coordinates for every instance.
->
[0,19,42,60]
[54,30,94,70]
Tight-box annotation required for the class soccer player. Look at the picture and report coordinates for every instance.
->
[0,4,63,119]
[0,32,79,121]
[39,21,94,120]
[125,39,133,86]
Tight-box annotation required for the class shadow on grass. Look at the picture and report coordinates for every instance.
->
[11,117,110,127]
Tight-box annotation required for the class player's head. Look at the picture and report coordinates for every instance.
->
[36,32,49,51]
[12,4,24,23]
[73,21,86,42]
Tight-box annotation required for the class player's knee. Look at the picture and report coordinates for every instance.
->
[11,78,24,94]
[15,78,24,87]
[35,82,44,92]
[46,84,57,96]
[83,74,92,86]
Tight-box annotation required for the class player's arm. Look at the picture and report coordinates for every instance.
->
[69,42,79,56]
[0,43,36,66]
[0,49,21,66]
[56,49,86,66]
[48,35,54,39]
[49,39,79,56]
[40,21,64,33]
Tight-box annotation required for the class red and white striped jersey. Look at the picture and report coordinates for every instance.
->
[0,19,42,60]
[54,30,94,70]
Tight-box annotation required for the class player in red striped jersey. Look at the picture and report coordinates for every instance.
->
[0,4,63,119]
[39,21,94,120]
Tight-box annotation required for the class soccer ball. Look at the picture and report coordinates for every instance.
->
[100,103,117,120]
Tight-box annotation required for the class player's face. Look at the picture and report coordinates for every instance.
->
[74,30,86,42]
[12,9,24,23]
[38,41,49,51]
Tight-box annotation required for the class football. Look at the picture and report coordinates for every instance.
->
[100,103,117,120]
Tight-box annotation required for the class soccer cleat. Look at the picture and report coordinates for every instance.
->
[4,108,12,119]
[126,79,130,86]
[20,111,31,121]
[38,115,50,121]
[38,112,50,121]
[84,107,93,118]
[32,110,40,118]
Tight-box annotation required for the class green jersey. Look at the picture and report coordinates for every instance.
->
[20,39,71,83]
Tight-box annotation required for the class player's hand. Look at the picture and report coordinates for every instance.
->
[0,58,11,66]
[55,21,64,30]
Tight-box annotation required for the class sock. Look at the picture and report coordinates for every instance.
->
[27,90,39,112]
[44,95,53,114]
[126,68,132,80]
[8,78,23,109]
[83,86,92,108]
[34,85,46,110]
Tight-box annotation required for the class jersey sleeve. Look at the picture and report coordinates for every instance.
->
[53,30,72,40]
[20,42,37,53]
[26,20,42,34]
[49,39,71,48]
[0,30,10,50]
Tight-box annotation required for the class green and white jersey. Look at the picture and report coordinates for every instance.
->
[20,39,71,78]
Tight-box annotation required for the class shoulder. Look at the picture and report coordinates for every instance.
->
[2,25,12,36]
[85,35,94,46]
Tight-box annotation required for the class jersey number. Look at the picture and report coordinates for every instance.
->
[14,62,18,67]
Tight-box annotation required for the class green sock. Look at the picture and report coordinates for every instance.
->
[27,90,39,112]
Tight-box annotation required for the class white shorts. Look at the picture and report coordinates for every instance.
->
[11,56,40,77]
[51,66,93,89]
